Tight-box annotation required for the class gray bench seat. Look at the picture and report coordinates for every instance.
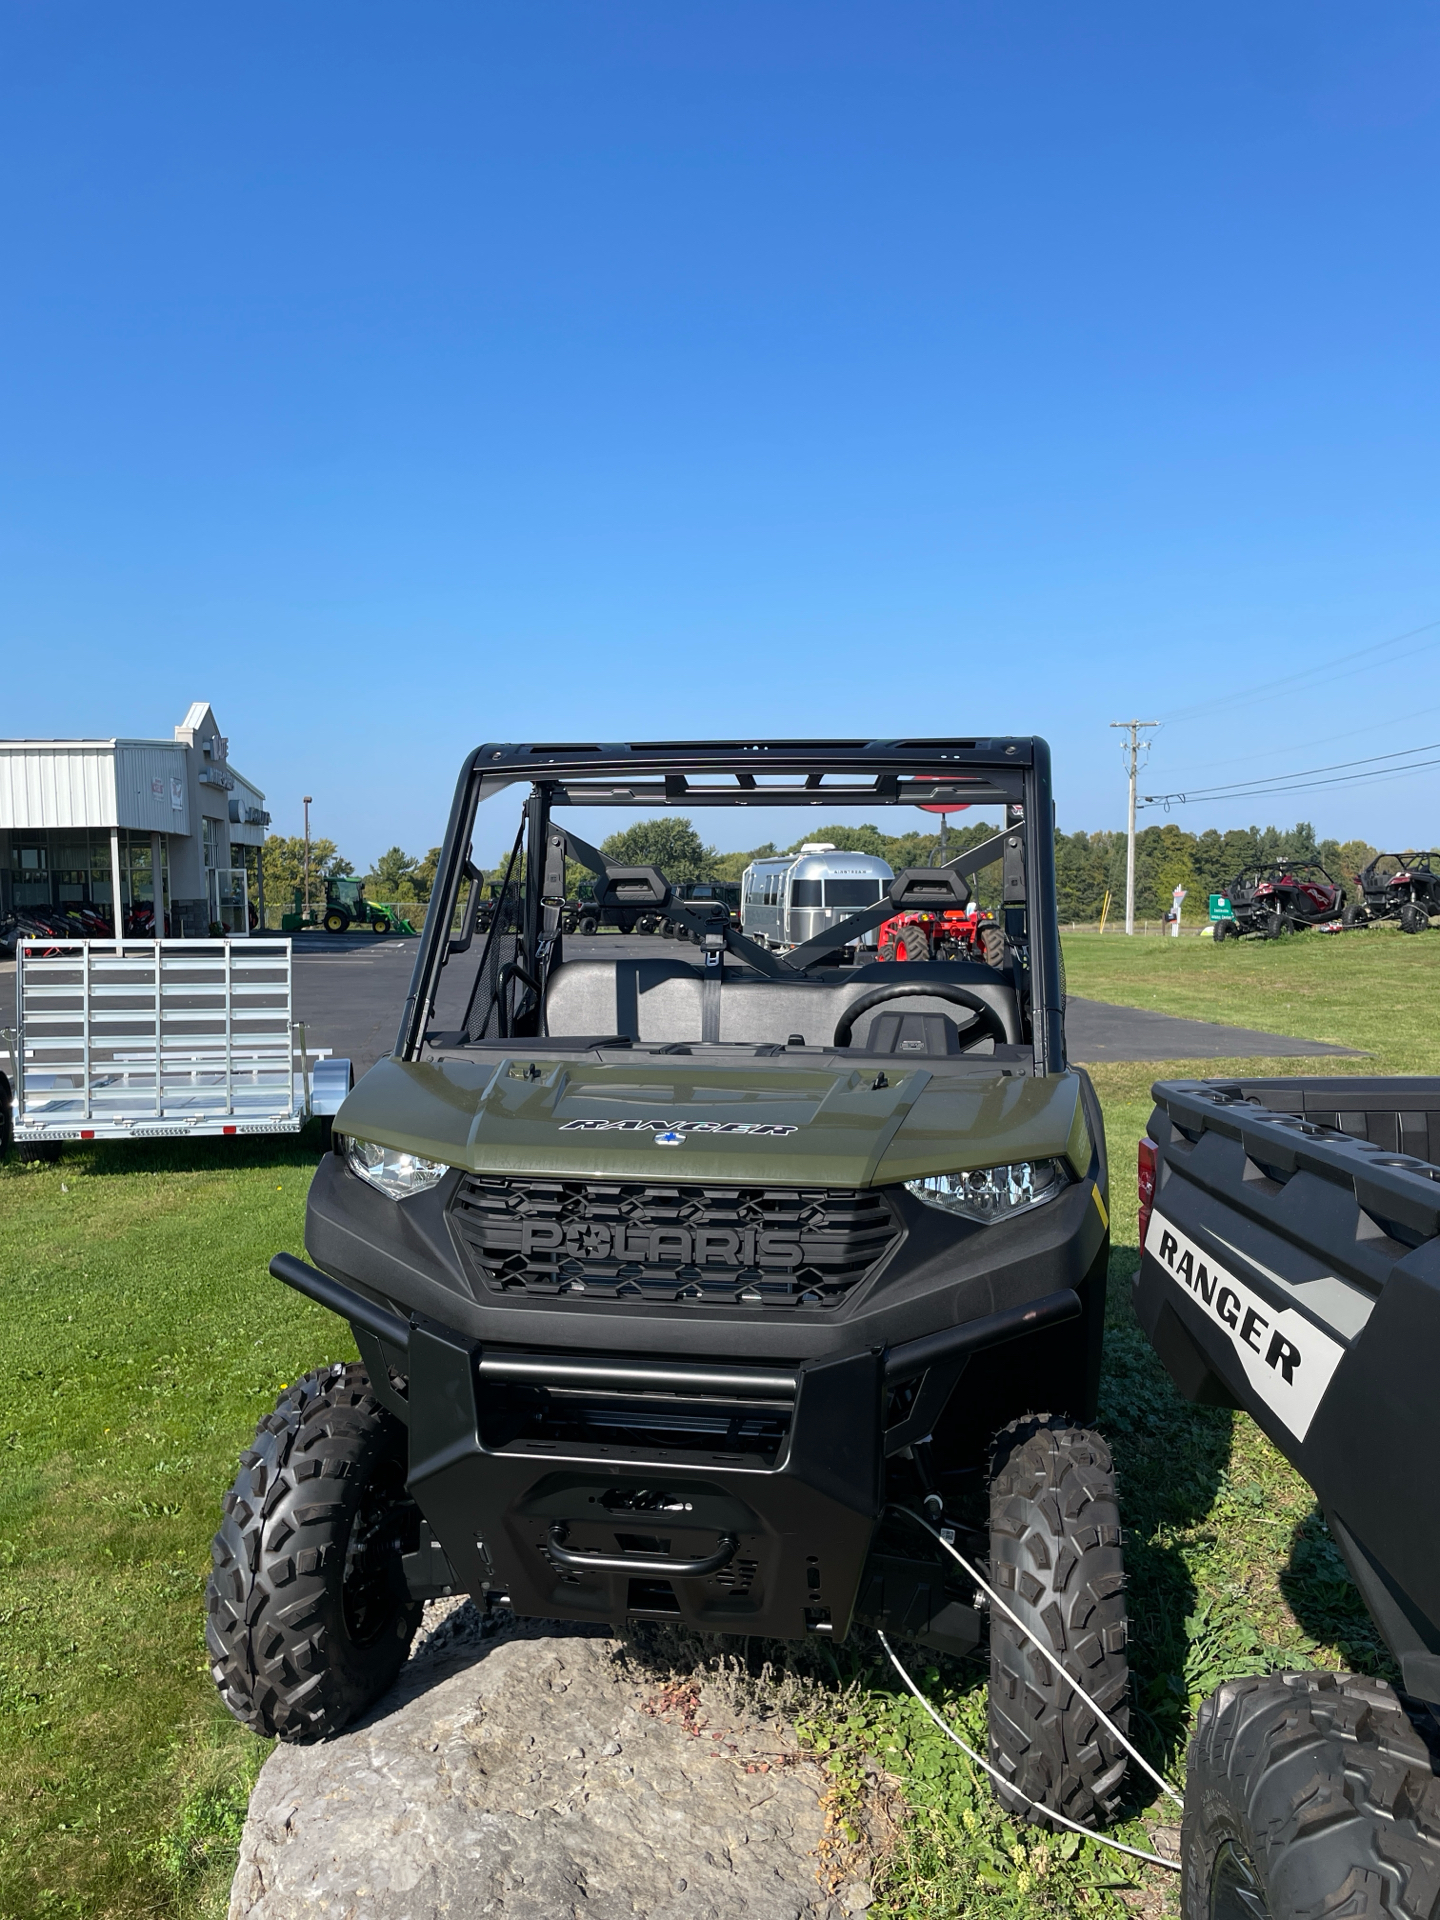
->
[542,957,1021,1050]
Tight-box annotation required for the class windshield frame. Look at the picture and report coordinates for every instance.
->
[397,737,1063,1075]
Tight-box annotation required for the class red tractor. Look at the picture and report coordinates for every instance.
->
[877,902,1005,966]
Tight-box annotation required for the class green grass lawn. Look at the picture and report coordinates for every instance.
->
[0,1130,350,1920]
[1,924,1431,1917]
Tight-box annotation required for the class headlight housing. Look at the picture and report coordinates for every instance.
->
[905,1159,1068,1223]
[345,1136,450,1200]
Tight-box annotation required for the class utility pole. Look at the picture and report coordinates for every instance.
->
[1109,722,1158,935]
[302,796,313,919]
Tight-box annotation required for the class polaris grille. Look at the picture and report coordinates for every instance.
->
[449,1178,900,1307]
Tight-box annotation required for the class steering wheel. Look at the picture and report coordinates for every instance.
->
[832,982,1010,1051]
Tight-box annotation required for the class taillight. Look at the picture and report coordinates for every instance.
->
[1138,1138,1157,1249]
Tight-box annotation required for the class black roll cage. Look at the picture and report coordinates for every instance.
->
[397,737,1065,1075]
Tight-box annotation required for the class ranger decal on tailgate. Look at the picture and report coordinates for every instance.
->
[1144,1212,1348,1441]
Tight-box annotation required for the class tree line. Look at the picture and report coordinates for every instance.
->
[260,817,1387,924]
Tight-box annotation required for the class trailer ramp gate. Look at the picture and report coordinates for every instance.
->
[10,939,333,1141]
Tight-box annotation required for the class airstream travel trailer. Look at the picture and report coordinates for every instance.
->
[740,843,894,953]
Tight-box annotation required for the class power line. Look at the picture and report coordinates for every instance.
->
[1143,739,1440,806]
[1155,617,1440,728]
[1147,697,1440,787]
[1140,745,1440,813]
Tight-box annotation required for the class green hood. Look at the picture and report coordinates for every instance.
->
[335,1055,1092,1188]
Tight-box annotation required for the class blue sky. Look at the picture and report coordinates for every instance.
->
[3,2,1438,869]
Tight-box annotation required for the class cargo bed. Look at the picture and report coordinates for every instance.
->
[1137,1074,1440,1706]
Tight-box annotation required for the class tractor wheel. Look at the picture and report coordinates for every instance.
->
[880,928,930,964]
[1182,1670,1440,1920]
[1400,903,1429,934]
[370,913,391,934]
[980,924,1006,967]
[987,1416,1130,1829]
[323,908,349,935]
[206,1363,422,1742]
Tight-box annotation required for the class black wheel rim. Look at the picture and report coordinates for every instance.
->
[1210,1838,1271,1920]
[341,1456,414,1646]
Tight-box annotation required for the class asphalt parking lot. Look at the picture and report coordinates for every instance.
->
[1,932,1359,1078]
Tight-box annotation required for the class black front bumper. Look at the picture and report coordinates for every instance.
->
[402,1319,882,1638]
[277,1248,1081,1643]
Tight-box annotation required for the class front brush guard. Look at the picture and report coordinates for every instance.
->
[271,1253,1079,1642]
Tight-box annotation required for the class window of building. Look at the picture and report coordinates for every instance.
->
[10,845,49,906]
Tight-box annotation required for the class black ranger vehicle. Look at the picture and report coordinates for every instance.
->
[1137,1077,1440,1917]
[1347,853,1440,934]
[568,877,664,937]
[207,738,1130,1832]
[1214,864,1346,941]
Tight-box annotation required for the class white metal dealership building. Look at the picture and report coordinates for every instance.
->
[0,701,270,935]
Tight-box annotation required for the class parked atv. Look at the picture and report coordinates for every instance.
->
[1214,863,1345,940]
[208,738,1129,1836]
[878,903,1005,967]
[1346,851,1440,934]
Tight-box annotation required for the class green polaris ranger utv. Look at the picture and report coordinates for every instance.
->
[207,738,1125,1832]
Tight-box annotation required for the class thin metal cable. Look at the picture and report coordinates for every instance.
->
[891,1505,1185,1811]
[876,1632,1180,1872]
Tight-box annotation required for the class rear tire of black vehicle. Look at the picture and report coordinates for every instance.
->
[1262,911,1291,940]
[987,1416,1130,1829]
[206,1363,422,1742]
[1340,904,1365,930]
[578,916,599,936]
[323,909,349,935]
[1400,903,1429,934]
[1213,919,1236,942]
[1183,1670,1440,1920]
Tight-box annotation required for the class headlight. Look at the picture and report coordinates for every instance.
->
[905,1159,1067,1223]
[345,1136,450,1200]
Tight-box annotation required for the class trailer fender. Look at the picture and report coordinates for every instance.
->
[311,1057,354,1115]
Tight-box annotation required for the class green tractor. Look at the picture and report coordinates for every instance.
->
[282,877,394,935]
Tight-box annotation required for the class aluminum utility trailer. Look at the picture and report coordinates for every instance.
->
[3,938,351,1145]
